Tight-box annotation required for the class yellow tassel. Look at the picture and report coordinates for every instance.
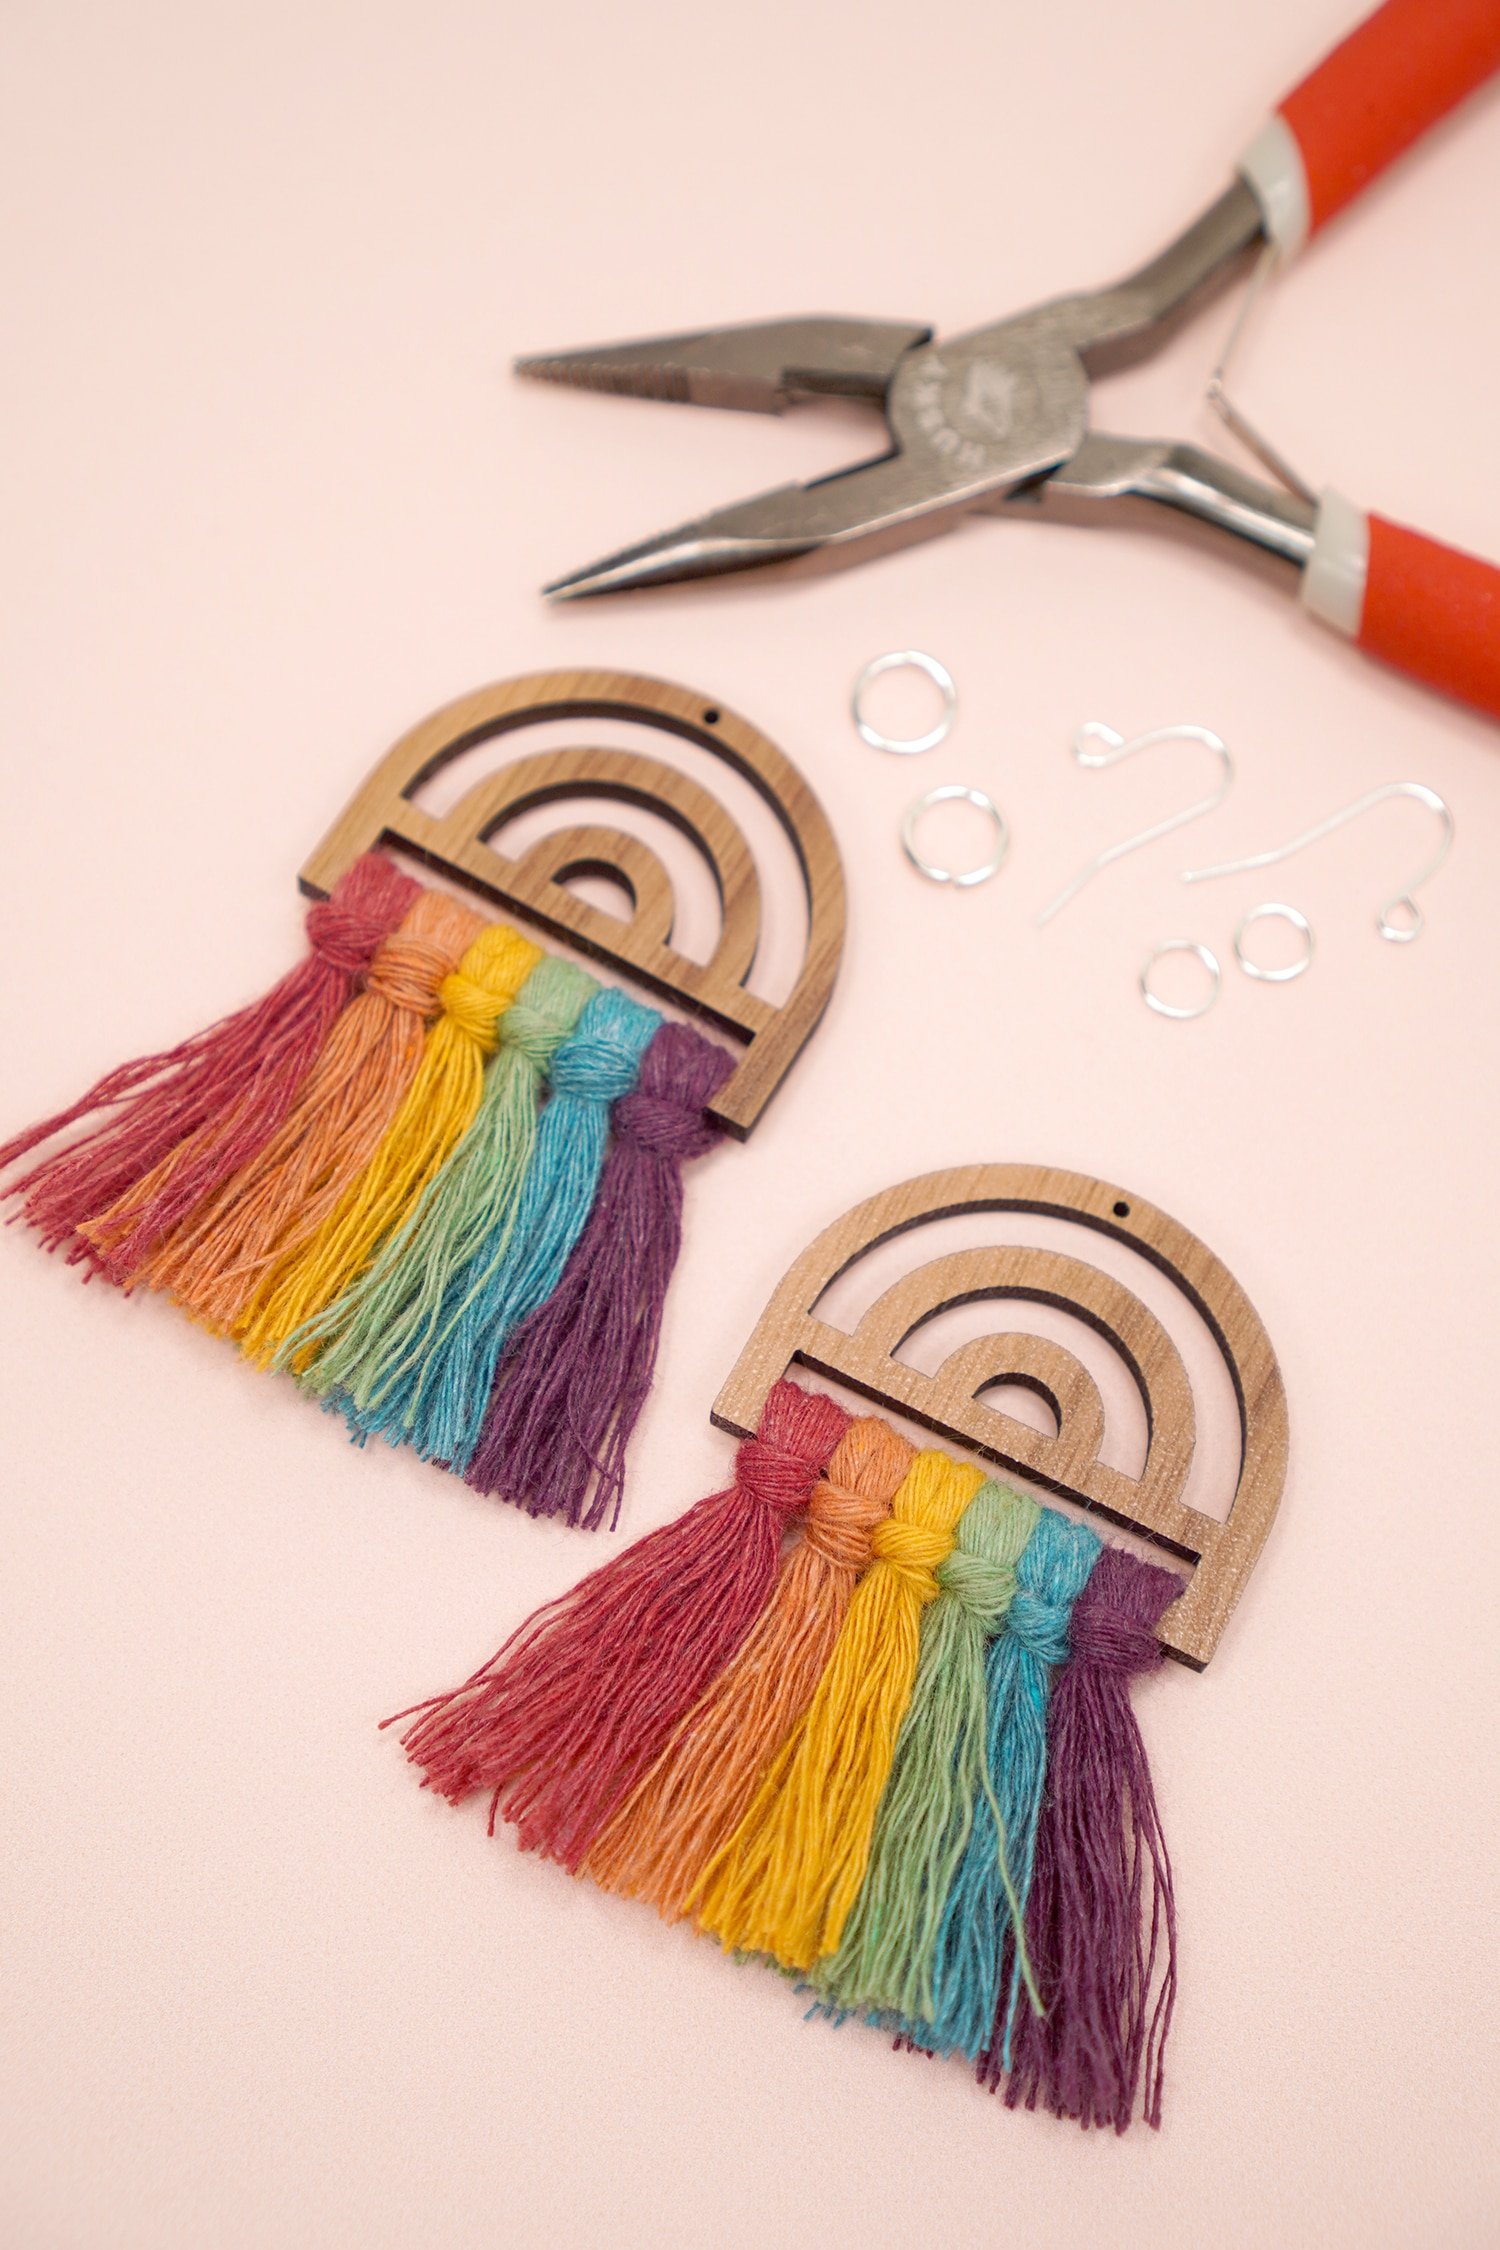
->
[238,923,542,1366]
[692,1449,984,1971]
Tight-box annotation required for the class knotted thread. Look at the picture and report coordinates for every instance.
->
[301,956,596,1433]
[693,1451,985,1971]
[868,1513,955,1598]
[995,1544,1183,2132]
[136,892,481,1329]
[364,921,465,1012]
[816,1480,1040,2027]
[391,1378,850,1873]
[584,1416,915,1917]
[242,922,542,1367]
[466,1021,733,1527]
[919,1506,1100,2062]
[400,985,661,1469]
[437,967,507,1049]
[0,853,416,1272]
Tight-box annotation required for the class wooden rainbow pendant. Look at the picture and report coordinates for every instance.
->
[396,1166,1288,2132]
[0,669,844,1526]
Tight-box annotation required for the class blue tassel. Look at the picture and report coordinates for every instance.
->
[401,986,659,1468]
[915,1507,1101,2061]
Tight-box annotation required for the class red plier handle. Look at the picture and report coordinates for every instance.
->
[1238,0,1500,721]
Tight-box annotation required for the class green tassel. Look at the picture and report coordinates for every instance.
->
[299,956,595,1427]
[812,1480,1038,2026]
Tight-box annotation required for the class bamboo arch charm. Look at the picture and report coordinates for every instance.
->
[1,666,844,1528]
[713,1164,1288,1666]
[395,1162,1288,2126]
[299,668,846,1136]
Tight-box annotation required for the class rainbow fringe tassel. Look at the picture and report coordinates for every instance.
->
[395,1377,1185,2134]
[0,854,729,1525]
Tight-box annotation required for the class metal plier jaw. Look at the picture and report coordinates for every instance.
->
[521,184,1296,599]
[521,0,1500,725]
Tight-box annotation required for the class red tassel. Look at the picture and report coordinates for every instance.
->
[0,854,416,1274]
[391,1377,850,1872]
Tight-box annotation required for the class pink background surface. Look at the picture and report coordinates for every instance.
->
[3,3,1499,2244]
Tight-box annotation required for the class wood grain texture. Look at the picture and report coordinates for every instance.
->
[299,669,846,1136]
[713,1165,1288,1668]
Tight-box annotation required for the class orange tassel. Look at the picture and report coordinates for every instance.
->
[583,1416,915,1919]
[135,892,482,1326]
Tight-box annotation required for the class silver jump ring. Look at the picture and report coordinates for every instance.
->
[852,650,956,754]
[901,785,1009,888]
[1235,901,1314,982]
[1140,939,1221,1020]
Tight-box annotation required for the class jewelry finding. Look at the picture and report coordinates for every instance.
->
[1037,721,1234,925]
[1139,939,1221,1020]
[1235,902,1314,982]
[1181,780,1453,944]
[852,650,957,754]
[901,785,1009,887]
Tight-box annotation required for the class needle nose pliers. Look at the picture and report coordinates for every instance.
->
[521,0,1500,724]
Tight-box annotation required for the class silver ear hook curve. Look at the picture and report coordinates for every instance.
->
[1180,780,1454,944]
[1037,721,1234,927]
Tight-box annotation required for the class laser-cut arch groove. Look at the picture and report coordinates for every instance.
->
[714,1165,1288,1667]
[300,669,845,1135]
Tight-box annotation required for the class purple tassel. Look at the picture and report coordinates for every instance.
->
[465,1022,732,1529]
[987,1546,1184,2133]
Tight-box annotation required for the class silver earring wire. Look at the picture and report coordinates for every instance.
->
[1037,722,1234,926]
[1181,780,1454,944]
